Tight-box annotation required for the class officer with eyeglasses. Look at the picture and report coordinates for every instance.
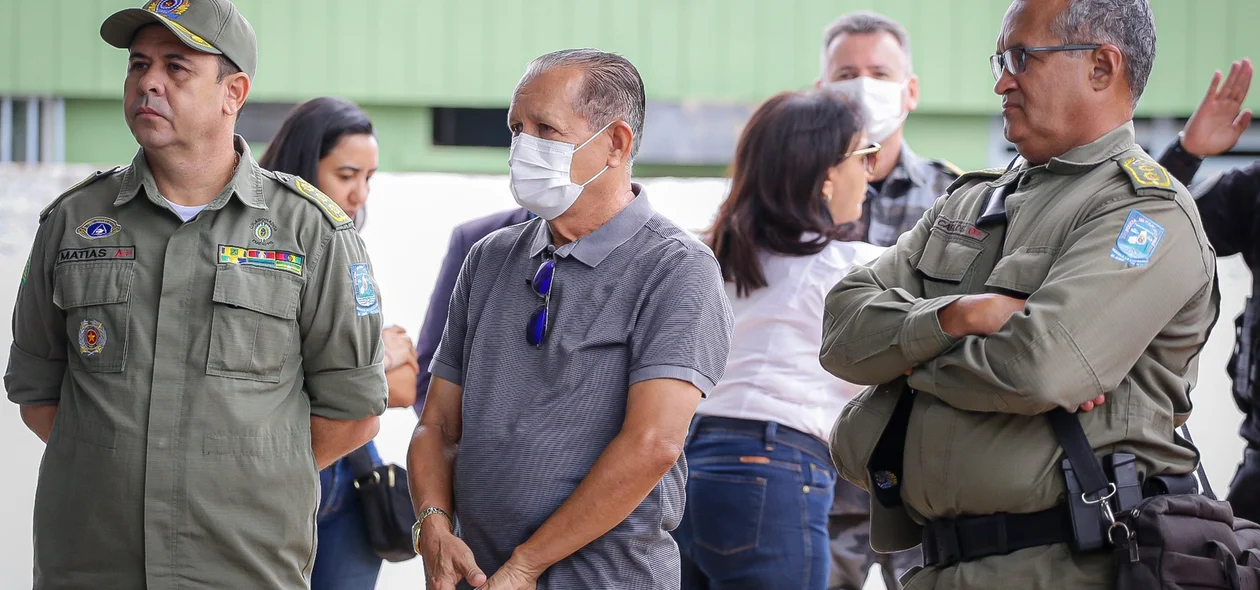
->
[820,0,1217,588]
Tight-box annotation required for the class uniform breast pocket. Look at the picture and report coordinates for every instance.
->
[53,261,135,373]
[984,248,1058,296]
[912,233,983,298]
[207,264,302,383]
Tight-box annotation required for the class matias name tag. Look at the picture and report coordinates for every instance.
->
[58,246,136,264]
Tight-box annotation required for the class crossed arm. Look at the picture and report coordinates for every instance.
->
[821,197,1210,416]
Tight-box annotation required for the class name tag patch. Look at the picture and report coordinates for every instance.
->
[218,245,304,276]
[934,217,988,241]
[58,246,136,264]
[1110,210,1164,267]
[349,263,380,316]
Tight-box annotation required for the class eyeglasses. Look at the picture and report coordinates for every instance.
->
[990,45,1101,81]
[844,142,882,174]
[526,251,555,347]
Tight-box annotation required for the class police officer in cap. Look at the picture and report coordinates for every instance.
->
[820,0,1217,588]
[6,1,387,587]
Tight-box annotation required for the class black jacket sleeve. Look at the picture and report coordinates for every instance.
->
[1157,137,1206,187]
[1190,161,1260,258]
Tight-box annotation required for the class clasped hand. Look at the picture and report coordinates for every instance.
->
[421,524,542,590]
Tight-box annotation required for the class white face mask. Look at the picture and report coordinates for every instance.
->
[508,122,613,220]
[825,77,908,143]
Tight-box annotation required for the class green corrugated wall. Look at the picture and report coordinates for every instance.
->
[5,0,1259,172]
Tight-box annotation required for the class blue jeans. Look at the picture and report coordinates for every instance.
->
[674,417,837,590]
[311,441,384,590]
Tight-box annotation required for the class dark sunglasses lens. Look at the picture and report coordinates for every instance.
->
[527,305,548,346]
[532,259,555,297]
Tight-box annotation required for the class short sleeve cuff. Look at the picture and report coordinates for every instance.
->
[5,344,66,406]
[629,365,717,396]
[305,363,388,420]
[898,295,964,364]
[429,359,464,387]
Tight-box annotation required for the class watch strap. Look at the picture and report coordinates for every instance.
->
[413,506,454,552]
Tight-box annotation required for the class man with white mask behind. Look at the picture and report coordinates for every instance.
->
[817,12,963,250]
[815,12,955,590]
[406,49,734,590]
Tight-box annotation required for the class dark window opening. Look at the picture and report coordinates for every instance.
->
[433,107,511,148]
[236,102,298,144]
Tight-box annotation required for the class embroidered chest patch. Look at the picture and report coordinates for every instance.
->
[79,320,107,356]
[218,245,304,276]
[1110,210,1165,267]
[251,218,276,245]
[76,217,121,240]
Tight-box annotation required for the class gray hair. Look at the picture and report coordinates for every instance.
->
[516,49,646,160]
[821,12,914,74]
[1049,0,1157,107]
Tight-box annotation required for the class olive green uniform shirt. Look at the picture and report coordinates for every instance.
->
[821,122,1218,590]
[5,138,388,589]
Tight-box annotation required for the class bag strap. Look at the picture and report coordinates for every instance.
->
[1178,424,1218,501]
[1046,408,1112,499]
[1049,408,1217,503]
[343,444,377,482]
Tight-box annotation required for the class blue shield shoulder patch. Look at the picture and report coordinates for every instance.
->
[1110,210,1165,267]
[349,263,381,316]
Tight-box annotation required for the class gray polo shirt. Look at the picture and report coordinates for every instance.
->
[432,185,733,589]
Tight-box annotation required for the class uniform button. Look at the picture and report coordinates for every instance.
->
[803,485,811,493]
[156,438,169,449]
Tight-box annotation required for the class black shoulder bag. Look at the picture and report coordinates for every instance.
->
[1049,408,1260,589]
[343,446,418,562]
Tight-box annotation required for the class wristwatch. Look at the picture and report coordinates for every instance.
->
[413,506,454,553]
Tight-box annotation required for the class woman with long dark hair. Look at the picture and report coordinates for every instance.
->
[260,97,419,589]
[672,89,883,589]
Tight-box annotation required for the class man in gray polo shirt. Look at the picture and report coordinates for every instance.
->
[407,49,734,590]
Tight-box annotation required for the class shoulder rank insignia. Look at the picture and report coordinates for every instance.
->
[931,159,966,178]
[40,166,124,222]
[946,167,1006,195]
[1117,156,1176,196]
[272,172,354,229]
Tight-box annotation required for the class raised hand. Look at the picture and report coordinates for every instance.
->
[1181,58,1253,158]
